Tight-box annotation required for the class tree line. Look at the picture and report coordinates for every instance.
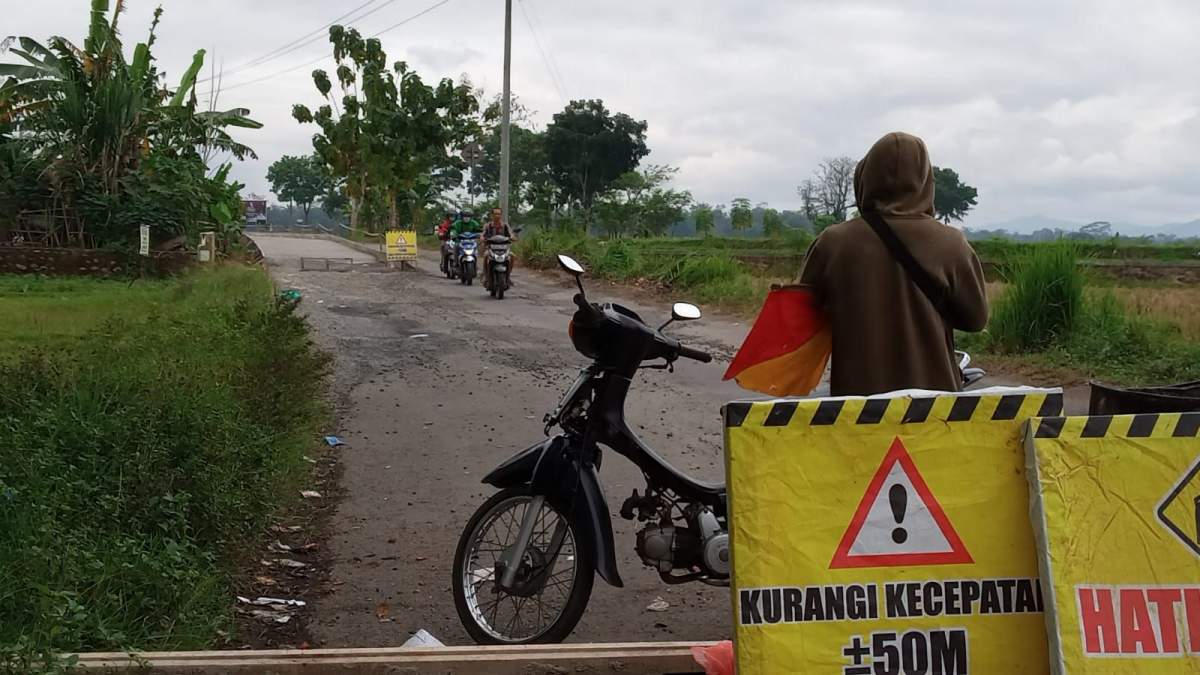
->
[269,26,981,238]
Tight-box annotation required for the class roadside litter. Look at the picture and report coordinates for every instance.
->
[402,629,445,648]
[646,597,670,612]
[237,595,306,626]
[324,435,345,447]
[238,596,306,608]
[300,490,322,499]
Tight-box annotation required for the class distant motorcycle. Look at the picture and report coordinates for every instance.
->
[486,234,513,299]
[456,233,479,286]
[441,236,458,279]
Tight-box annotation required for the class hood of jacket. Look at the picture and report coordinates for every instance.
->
[854,132,935,218]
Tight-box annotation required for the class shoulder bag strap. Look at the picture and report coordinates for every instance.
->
[860,210,958,326]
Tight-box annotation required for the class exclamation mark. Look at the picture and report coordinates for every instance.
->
[890,484,908,544]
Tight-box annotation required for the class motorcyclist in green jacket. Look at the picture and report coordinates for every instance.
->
[449,211,482,238]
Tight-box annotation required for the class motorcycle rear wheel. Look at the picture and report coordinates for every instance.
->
[452,488,594,645]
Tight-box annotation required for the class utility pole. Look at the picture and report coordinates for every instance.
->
[498,0,513,224]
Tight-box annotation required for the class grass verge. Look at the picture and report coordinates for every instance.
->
[961,244,1200,385]
[515,229,774,311]
[0,267,329,672]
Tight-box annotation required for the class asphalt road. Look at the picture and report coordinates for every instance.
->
[252,234,748,647]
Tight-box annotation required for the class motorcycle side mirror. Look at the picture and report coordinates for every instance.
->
[558,255,584,276]
[659,302,702,332]
[558,254,586,296]
[672,303,702,321]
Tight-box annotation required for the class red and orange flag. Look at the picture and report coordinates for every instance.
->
[723,286,831,397]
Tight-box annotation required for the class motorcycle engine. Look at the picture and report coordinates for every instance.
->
[636,525,698,573]
[635,508,730,577]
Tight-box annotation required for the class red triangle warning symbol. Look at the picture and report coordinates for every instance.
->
[829,437,972,569]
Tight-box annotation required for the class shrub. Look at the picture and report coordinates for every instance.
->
[987,243,1083,352]
[0,268,329,663]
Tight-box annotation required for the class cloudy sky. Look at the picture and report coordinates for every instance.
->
[10,0,1200,227]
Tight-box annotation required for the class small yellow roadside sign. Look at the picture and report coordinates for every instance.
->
[385,230,418,262]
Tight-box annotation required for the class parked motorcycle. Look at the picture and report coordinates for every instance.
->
[485,234,512,299]
[452,254,724,645]
[456,233,479,285]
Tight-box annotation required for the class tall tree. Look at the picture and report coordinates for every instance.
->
[797,156,856,223]
[267,154,328,224]
[730,197,753,231]
[293,26,479,231]
[593,164,690,237]
[761,206,784,237]
[932,166,978,223]
[544,99,649,214]
[476,124,548,212]
[692,203,715,236]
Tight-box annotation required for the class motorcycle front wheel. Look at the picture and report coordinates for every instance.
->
[452,488,594,644]
[493,271,505,299]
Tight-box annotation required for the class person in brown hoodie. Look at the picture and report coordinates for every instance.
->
[798,132,989,396]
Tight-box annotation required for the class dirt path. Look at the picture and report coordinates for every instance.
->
[249,234,1088,648]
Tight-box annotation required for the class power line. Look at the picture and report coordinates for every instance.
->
[524,0,569,98]
[215,0,453,94]
[517,0,566,102]
[200,0,406,84]
[240,0,383,69]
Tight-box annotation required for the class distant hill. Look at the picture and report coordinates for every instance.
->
[976,215,1200,241]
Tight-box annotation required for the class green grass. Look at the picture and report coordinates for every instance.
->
[961,245,1200,385]
[0,267,329,671]
[971,237,1200,265]
[515,229,770,311]
[987,243,1084,352]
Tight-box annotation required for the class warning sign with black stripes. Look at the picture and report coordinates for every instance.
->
[724,389,1062,675]
[1026,412,1200,675]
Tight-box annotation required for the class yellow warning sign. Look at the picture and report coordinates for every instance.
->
[1026,412,1200,673]
[385,229,417,262]
[724,390,1062,675]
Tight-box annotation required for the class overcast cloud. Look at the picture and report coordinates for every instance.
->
[9,0,1200,227]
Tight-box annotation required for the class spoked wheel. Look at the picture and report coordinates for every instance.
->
[452,488,594,645]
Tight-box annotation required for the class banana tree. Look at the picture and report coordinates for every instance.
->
[0,0,261,245]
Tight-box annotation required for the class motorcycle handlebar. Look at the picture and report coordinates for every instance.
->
[677,344,713,363]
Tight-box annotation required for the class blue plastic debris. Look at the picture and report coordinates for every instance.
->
[324,436,345,447]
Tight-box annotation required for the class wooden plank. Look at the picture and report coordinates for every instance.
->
[72,641,714,674]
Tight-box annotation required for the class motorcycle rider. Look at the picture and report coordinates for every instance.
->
[437,212,455,273]
[449,211,482,279]
[436,212,454,240]
[449,210,481,238]
[481,207,516,290]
